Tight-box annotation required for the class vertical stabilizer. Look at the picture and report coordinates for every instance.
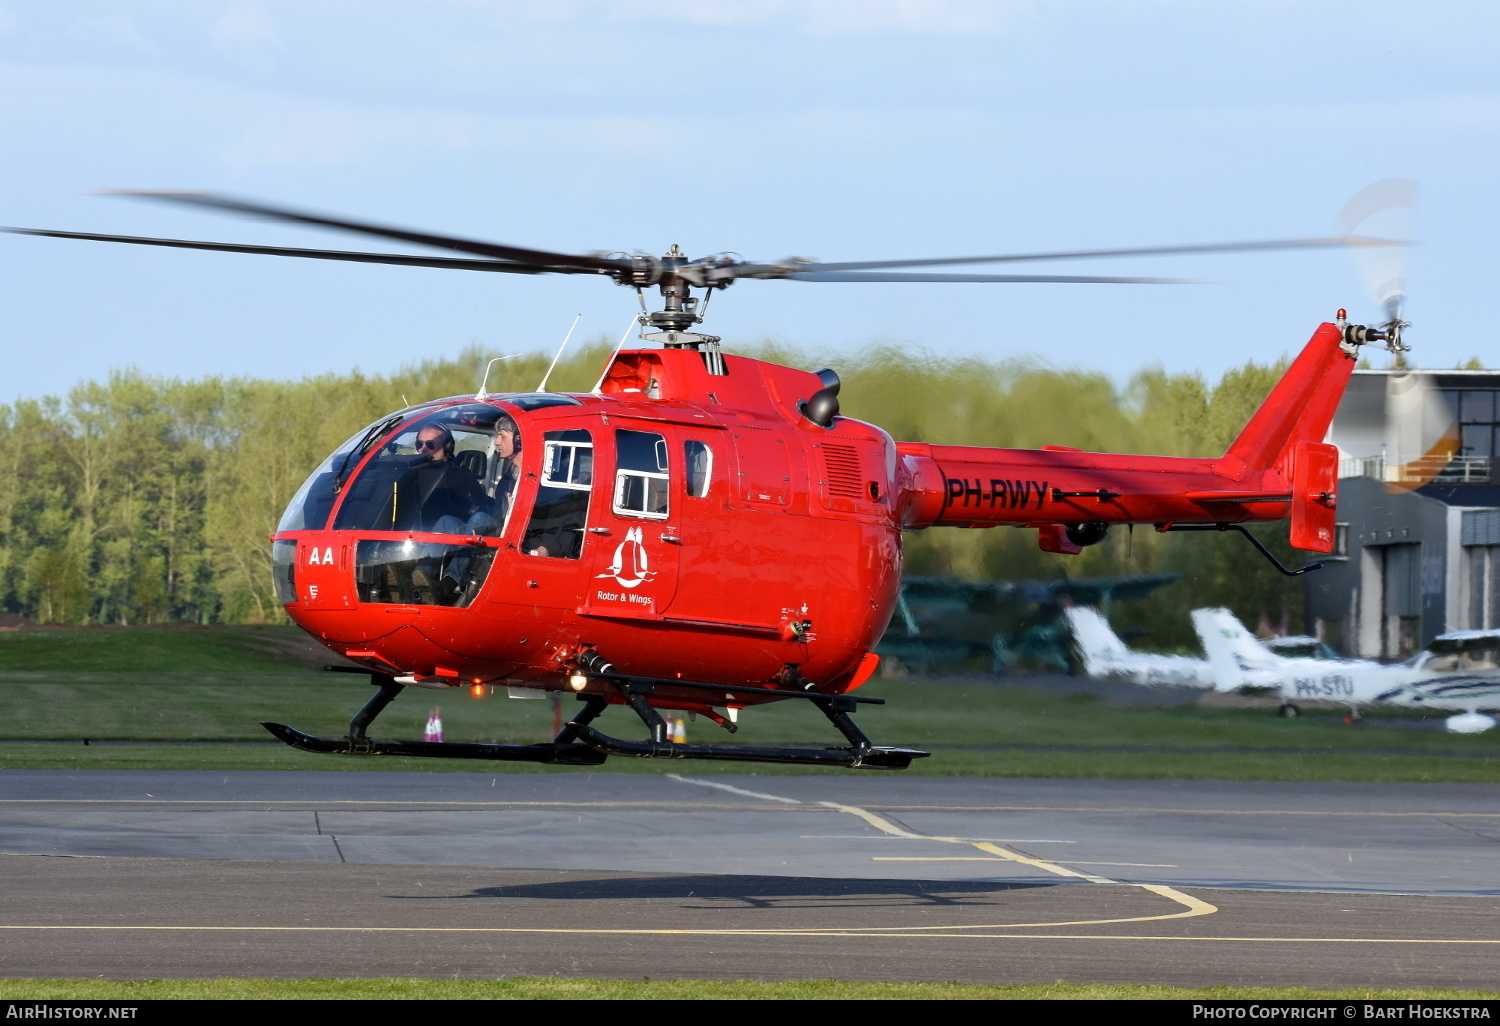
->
[1224,324,1353,473]
[1063,606,1131,677]
[1191,608,1279,691]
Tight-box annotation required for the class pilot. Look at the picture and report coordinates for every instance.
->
[415,424,454,462]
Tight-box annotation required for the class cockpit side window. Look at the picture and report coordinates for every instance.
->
[331,403,517,536]
[613,429,670,519]
[685,440,713,498]
[1462,643,1500,671]
[524,429,592,559]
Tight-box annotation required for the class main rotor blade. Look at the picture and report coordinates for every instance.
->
[0,227,605,274]
[786,271,1201,284]
[746,235,1402,276]
[101,191,631,274]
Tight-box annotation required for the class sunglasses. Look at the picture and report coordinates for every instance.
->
[416,438,444,451]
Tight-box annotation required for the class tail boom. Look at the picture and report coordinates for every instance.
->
[895,322,1355,551]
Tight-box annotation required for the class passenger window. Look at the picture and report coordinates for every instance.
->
[523,430,592,559]
[614,429,670,519]
[685,440,713,498]
[542,437,593,490]
[1463,645,1500,671]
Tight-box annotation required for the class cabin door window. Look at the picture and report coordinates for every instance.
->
[522,429,593,559]
[612,429,671,519]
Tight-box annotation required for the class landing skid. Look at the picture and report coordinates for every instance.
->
[567,724,924,769]
[262,664,929,770]
[262,721,607,765]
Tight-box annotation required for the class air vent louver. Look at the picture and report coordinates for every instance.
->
[823,443,864,498]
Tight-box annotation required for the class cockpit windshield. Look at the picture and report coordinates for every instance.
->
[276,411,412,533]
[331,403,521,536]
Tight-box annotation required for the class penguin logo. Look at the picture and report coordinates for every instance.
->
[597,526,657,589]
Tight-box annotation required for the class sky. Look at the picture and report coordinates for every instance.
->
[2,1,1497,403]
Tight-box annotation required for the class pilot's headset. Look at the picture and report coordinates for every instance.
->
[420,425,456,459]
[495,414,520,454]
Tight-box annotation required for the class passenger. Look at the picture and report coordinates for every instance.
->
[488,414,522,527]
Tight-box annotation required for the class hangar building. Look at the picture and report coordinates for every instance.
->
[1306,369,1500,658]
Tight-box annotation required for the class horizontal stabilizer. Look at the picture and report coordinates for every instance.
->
[1186,491,1293,504]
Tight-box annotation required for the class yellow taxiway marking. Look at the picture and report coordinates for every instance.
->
[0,924,1492,945]
[812,800,1122,886]
[823,807,1209,920]
[813,804,1214,924]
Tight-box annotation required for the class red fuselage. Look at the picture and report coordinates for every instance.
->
[274,322,1353,712]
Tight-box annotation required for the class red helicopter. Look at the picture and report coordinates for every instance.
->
[5,194,1408,769]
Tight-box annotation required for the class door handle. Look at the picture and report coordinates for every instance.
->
[660,533,682,543]
[587,527,611,535]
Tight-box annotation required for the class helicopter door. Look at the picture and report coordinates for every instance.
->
[585,427,680,619]
[728,426,792,508]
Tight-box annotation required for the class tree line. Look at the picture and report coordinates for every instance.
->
[0,339,1310,651]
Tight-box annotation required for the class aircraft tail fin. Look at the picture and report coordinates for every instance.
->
[1220,323,1353,552]
[1063,606,1131,677]
[1223,323,1352,473]
[1191,607,1280,691]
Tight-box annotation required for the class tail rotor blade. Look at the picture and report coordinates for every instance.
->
[1339,178,1416,326]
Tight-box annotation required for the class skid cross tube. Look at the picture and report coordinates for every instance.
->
[809,694,875,751]
[553,693,609,745]
[1162,522,1323,576]
[610,679,671,743]
[348,675,403,746]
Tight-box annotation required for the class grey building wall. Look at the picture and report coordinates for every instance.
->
[1303,476,1451,658]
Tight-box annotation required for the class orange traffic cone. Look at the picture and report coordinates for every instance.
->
[424,706,443,743]
[669,715,686,744]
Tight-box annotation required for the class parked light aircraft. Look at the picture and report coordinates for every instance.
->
[1066,605,1500,733]
[1192,608,1500,733]
[1062,606,1215,688]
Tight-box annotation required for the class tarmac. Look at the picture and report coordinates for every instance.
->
[1,770,1497,988]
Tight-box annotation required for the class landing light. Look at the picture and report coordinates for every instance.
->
[568,673,589,691]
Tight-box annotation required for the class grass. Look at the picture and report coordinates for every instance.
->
[0,625,1495,780]
[0,625,320,673]
[0,978,1494,1000]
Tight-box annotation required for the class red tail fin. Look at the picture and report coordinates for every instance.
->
[1224,322,1353,473]
[1223,322,1353,551]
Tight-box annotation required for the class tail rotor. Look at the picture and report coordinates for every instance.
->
[1339,178,1416,354]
